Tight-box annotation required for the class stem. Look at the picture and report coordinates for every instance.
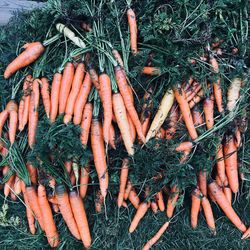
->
[42,34,61,47]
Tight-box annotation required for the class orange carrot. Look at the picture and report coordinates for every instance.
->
[165,104,179,140]
[8,110,18,145]
[242,227,250,239]
[115,66,145,142]
[192,105,203,127]
[201,196,216,233]
[64,63,85,123]
[191,188,201,229]
[99,73,112,144]
[124,180,132,200]
[40,77,51,119]
[127,8,138,55]
[224,135,238,193]
[189,89,204,109]
[88,67,100,91]
[128,188,140,209]
[91,118,109,198]
[198,170,207,196]
[28,79,40,148]
[80,103,93,147]
[129,202,148,233]
[213,78,224,113]
[4,174,15,197]
[175,141,194,152]
[142,67,161,75]
[142,222,169,250]
[186,83,202,102]
[109,124,116,149]
[208,181,246,232]
[69,190,92,248]
[173,85,198,140]
[38,184,59,247]
[80,165,90,199]
[4,42,45,79]
[13,175,21,195]
[166,186,179,218]
[26,163,38,185]
[50,73,62,122]
[127,112,136,143]
[59,62,75,115]
[55,184,81,239]
[151,198,158,214]
[18,99,24,130]
[216,144,226,185]
[223,185,232,205]
[113,93,134,155]
[73,73,92,125]
[203,94,214,130]
[156,191,165,212]
[209,56,219,73]
[117,158,129,208]
[0,110,9,138]
[112,49,124,67]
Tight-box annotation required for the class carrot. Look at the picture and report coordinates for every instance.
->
[13,176,21,195]
[166,186,179,218]
[95,190,104,213]
[127,8,138,55]
[175,141,194,152]
[4,174,15,197]
[112,49,124,67]
[234,127,241,148]
[73,73,92,125]
[242,227,250,239]
[203,94,214,130]
[64,161,72,174]
[216,144,226,185]
[99,73,112,144]
[151,198,158,214]
[224,135,239,193]
[156,191,165,212]
[213,78,224,113]
[48,194,58,205]
[25,185,45,231]
[50,73,62,122]
[124,180,132,200]
[165,104,179,140]
[109,124,116,149]
[223,185,232,205]
[117,158,129,208]
[59,62,75,115]
[146,89,174,142]
[40,77,51,119]
[80,165,90,199]
[64,63,85,123]
[115,66,145,142]
[174,85,198,140]
[129,202,148,233]
[198,170,207,196]
[127,112,136,143]
[0,110,9,138]
[8,110,18,145]
[91,118,109,198]
[192,105,203,126]
[38,184,59,247]
[191,188,201,229]
[128,188,140,209]
[142,222,169,250]
[69,190,92,248]
[227,78,242,111]
[88,67,100,91]
[18,99,24,130]
[4,42,45,79]
[55,184,81,239]
[28,79,40,148]
[142,67,161,75]
[113,93,134,155]
[122,201,128,208]
[25,163,37,185]
[186,82,202,102]
[208,181,246,232]
[201,196,216,233]
[209,56,219,73]
[189,89,204,109]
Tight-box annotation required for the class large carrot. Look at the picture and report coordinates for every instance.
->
[203,94,214,130]
[91,118,109,198]
[208,181,246,232]
[117,158,129,208]
[224,135,238,193]
[201,196,216,233]
[165,104,179,140]
[127,8,138,55]
[4,42,45,79]
[69,190,92,248]
[166,186,179,218]
[64,63,85,123]
[50,73,62,123]
[156,191,165,212]
[38,184,59,247]
[216,144,226,184]
[213,78,224,113]
[113,93,134,155]
[59,62,75,115]
[0,110,9,138]
[142,222,169,250]
[191,188,201,229]
[73,73,92,125]
[99,73,112,144]
[28,79,40,148]
[80,103,93,147]
[129,202,148,233]
[80,165,90,199]
[55,184,81,239]
[115,66,145,142]
[40,77,51,119]
[173,85,198,140]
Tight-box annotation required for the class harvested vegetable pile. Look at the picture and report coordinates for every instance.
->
[0,0,249,249]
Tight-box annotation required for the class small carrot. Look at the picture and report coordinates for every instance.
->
[109,124,116,149]
[4,42,45,79]
[40,77,51,119]
[0,110,9,138]
[127,8,138,55]
[198,170,207,196]
[156,191,165,212]
[142,67,161,75]
[165,104,179,140]
[191,188,201,229]
[173,85,198,140]
[128,188,140,209]
[166,186,179,219]
[26,163,38,185]
[95,190,104,213]
[203,94,214,130]
[117,158,129,208]
[73,73,92,125]
[50,73,62,123]
[242,227,250,239]
[186,82,202,102]
[201,196,216,233]
[129,202,148,233]
[213,78,224,113]
[4,174,15,197]
[175,141,194,152]
[124,180,132,200]
[112,49,124,67]
[13,176,21,195]
[209,56,219,73]
[59,62,75,115]
[18,99,24,130]
[192,105,203,126]
[91,118,109,198]
[80,103,93,147]
[151,198,158,214]
[64,63,85,124]
[80,165,90,199]
[189,89,204,109]
[223,185,232,205]
[208,181,246,232]
[216,144,226,185]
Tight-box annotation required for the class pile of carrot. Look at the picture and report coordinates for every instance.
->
[0,2,249,250]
